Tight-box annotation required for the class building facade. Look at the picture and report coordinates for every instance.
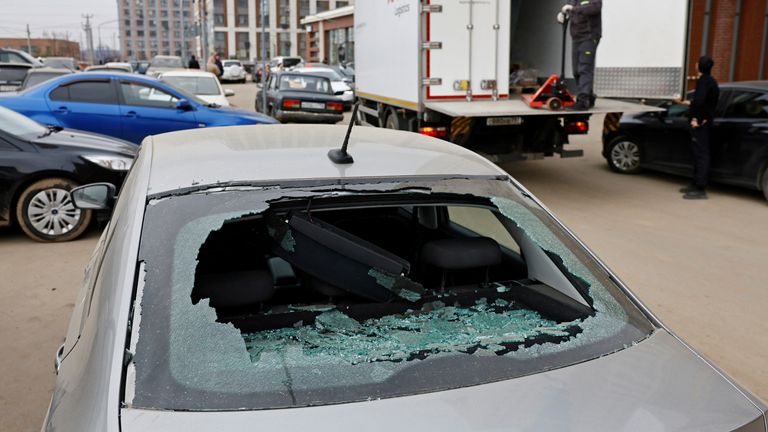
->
[194,0,352,62]
[300,5,352,64]
[0,38,80,59]
[118,0,195,61]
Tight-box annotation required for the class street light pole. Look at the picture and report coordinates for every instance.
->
[97,19,118,63]
[261,0,268,112]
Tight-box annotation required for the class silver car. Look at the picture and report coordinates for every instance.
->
[46,125,767,431]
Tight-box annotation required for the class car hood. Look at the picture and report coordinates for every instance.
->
[33,128,137,156]
[206,105,278,123]
[198,94,230,107]
[120,330,764,432]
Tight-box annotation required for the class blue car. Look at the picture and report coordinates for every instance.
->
[0,73,277,144]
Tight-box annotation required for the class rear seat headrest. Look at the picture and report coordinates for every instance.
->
[196,270,275,308]
[422,237,502,270]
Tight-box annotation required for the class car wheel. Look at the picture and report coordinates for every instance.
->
[255,97,263,113]
[761,165,768,202]
[15,178,92,242]
[607,136,642,174]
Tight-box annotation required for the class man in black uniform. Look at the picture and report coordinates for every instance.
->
[676,56,719,199]
[558,0,602,110]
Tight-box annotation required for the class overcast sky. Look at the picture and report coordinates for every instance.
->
[0,0,119,49]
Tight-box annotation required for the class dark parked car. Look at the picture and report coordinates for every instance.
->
[19,67,73,90]
[603,81,768,201]
[0,72,277,144]
[0,105,135,242]
[255,72,344,124]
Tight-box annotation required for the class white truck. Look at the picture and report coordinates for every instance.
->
[354,0,690,162]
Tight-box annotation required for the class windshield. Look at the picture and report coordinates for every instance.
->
[162,76,221,96]
[151,57,183,68]
[278,74,332,94]
[159,81,211,105]
[224,61,242,67]
[23,72,66,89]
[0,105,46,137]
[44,58,76,70]
[299,69,342,81]
[128,178,654,411]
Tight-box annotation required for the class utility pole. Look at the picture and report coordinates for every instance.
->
[26,24,33,55]
[261,0,268,112]
[82,14,95,65]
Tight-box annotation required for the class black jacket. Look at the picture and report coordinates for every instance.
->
[690,74,720,124]
[567,0,602,41]
[188,58,200,69]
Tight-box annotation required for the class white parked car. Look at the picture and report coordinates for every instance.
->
[221,60,246,83]
[43,124,768,431]
[293,67,354,110]
[158,70,235,107]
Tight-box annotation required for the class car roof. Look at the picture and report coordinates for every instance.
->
[159,70,218,78]
[145,125,505,195]
[721,80,768,91]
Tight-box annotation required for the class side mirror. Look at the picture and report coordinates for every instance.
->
[176,99,193,111]
[224,88,235,97]
[71,183,116,210]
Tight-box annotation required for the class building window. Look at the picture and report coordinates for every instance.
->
[297,33,306,58]
[125,30,132,37]
[235,0,248,26]
[161,10,168,18]
[137,30,145,37]
[236,31,249,59]
[214,31,227,55]
[316,0,329,13]
[336,1,349,7]
[276,0,290,29]
[297,0,310,27]
[255,0,269,28]
[328,27,352,65]
[214,0,227,26]
[277,32,291,56]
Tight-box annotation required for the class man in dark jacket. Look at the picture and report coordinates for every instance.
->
[675,56,719,199]
[557,0,602,110]
[188,55,200,69]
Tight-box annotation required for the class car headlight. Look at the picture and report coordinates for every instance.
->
[83,155,134,171]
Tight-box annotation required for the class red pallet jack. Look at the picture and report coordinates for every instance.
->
[522,14,575,111]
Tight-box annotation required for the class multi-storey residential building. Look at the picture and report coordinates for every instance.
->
[118,0,195,61]
[194,0,351,62]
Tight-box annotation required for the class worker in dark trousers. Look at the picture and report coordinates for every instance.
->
[675,56,719,199]
[558,0,602,110]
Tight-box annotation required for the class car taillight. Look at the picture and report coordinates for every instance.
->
[326,102,343,112]
[419,126,447,138]
[565,120,589,134]
[283,99,301,109]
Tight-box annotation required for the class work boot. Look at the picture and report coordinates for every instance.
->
[683,189,708,199]
[589,94,597,108]
[567,100,590,111]
[679,184,697,193]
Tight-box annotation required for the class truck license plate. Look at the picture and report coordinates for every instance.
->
[301,102,325,110]
[487,116,522,126]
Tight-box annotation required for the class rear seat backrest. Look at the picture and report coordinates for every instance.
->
[196,270,275,308]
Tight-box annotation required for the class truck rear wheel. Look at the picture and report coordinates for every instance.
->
[384,109,407,131]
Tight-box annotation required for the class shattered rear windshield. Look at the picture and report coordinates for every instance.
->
[127,178,654,411]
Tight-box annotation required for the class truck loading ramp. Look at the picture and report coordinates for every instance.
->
[425,98,664,118]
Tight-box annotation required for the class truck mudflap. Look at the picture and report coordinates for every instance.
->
[425,98,663,118]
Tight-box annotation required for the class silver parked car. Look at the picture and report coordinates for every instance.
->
[46,125,767,431]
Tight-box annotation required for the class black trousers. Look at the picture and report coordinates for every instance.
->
[690,124,711,189]
[572,38,599,104]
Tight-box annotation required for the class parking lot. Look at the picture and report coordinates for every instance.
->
[1,81,767,431]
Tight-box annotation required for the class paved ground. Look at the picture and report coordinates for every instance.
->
[1,82,766,431]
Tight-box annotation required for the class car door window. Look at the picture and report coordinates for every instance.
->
[120,81,180,108]
[51,80,118,104]
[723,91,768,120]
[0,51,28,64]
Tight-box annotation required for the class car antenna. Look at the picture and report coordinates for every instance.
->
[327,103,358,164]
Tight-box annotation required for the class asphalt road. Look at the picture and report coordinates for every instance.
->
[1,82,766,431]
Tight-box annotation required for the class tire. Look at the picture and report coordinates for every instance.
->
[255,97,263,113]
[384,110,407,130]
[15,178,92,242]
[607,136,642,174]
[761,165,768,202]
[240,78,247,84]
